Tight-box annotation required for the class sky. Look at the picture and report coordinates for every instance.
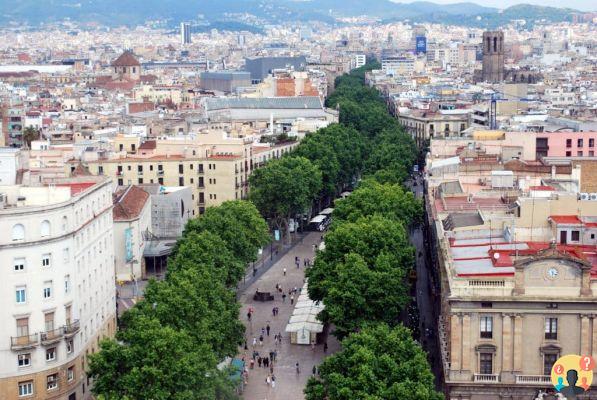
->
[400,0,595,11]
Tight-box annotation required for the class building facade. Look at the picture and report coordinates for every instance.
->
[482,31,505,83]
[0,179,116,400]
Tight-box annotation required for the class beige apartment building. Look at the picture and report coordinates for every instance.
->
[427,147,597,399]
[396,109,470,147]
[68,133,298,215]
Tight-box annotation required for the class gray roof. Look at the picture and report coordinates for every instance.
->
[204,97,322,111]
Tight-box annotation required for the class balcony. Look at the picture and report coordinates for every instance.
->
[63,320,80,338]
[473,373,499,383]
[41,327,64,345]
[198,168,204,175]
[515,375,551,385]
[11,333,39,350]
[157,170,164,176]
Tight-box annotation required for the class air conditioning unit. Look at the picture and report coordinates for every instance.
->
[580,193,589,200]
[589,193,597,201]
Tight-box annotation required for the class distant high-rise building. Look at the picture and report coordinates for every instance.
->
[482,31,504,83]
[180,22,191,45]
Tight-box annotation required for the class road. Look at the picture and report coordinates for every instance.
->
[237,232,340,400]
[407,173,443,388]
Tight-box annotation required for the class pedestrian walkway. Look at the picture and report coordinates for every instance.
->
[237,232,340,400]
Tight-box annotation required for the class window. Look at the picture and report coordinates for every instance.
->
[590,138,595,147]
[566,151,572,157]
[138,178,143,184]
[14,258,25,271]
[16,318,29,336]
[46,347,56,362]
[137,165,143,173]
[66,339,74,354]
[47,373,58,390]
[572,231,580,241]
[45,312,55,332]
[590,151,595,157]
[42,253,51,267]
[578,139,583,147]
[479,353,493,374]
[41,220,51,237]
[63,248,69,263]
[131,144,136,152]
[179,177,184,186]
[544,353,558,375]
[16,287,26,304]
[18,381,33,397]
[566,139,572,148]
[578,151,583,157]
[65,275,71,294]
[178,164,184,174]
[117,178,123,186]
[545,317,558,340]
[12,224,25,241]
[67,366,75,382]
[43,281,52,299]
[158,177,163,185]
[480,316,493,338]
[18,353,31,367]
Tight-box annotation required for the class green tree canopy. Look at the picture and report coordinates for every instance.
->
[123,267,244,359]
[304,324,443,400]
[307,215,414,304]
[89,316,219,400]
[168,230,244,287]
[181,200,270,265]
[317,252,409,338]
[333,179,422,227]
[249,156,322,235]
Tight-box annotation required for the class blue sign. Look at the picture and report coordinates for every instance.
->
[125,228,133,262]
[415,36,427,54]
[274,230,280,241]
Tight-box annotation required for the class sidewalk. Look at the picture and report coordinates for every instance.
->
[237,232,340,400]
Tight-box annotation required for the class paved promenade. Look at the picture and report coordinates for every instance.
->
[237,232,340,400]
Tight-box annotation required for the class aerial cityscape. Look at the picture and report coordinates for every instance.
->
[0,0,596,399]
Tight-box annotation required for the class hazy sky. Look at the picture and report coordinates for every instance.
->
[400,0,595,11]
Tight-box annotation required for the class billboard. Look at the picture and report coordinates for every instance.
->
[415,36,427,54]
[125,227,133,262]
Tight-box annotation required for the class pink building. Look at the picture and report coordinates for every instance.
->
[536,131,597,158]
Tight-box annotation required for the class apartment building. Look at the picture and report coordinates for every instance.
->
[397,109,470,147]
[69,134,299,215]
[0,178,116,400]
[426,139,597,399]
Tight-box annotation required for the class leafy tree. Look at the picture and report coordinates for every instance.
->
[123,267,244,359]
[333,179,422,227]
[304,324,443,400]
[168,231,243,287]
[22,126,39,148]
[181,200,270,265]
[250,156,322,241]
[89,316,218,400]
[307,215,414,304]
[317,252,409,337]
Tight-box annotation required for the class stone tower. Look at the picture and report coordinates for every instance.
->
[482,31,504,83]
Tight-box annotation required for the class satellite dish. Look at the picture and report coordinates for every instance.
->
[494,253,500,260]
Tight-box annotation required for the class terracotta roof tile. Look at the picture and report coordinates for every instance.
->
[111,51,140,67]
[112,185,150,221]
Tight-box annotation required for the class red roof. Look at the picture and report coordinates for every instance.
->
[113,185,150,221]
[55,182,96,196]
[550,215,583,225]
[530,185,556,191]
[111,51,140,67]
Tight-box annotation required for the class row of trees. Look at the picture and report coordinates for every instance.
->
[301,64,442,400]
[89,201,270,400]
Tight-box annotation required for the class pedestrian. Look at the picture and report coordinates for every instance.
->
[313,244,317,252]
[269,350,274,362]
[259,335,263,346]
[273,349,277,361]
[282,293,286,302]
[283,267,286,276]
[258,357,262,368]
[266,324,270,336]
[278,333,282,344]
[264,357,269,368]
[275,307,279,316]
[272,307,276,317]
[296,362,300,374]
[261,327,265,336]
[323,341,328,353]
[265,375,271,386]
[252,337,257,347]
[290,295,294,305]
[271,374,276,389]
[244,340,248,350]
[250,358,255,369]
[247,311,252,321]
[270,364,274,374]
[253,267,256,277]
[312,365,317,375]
[303,258,307,267]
